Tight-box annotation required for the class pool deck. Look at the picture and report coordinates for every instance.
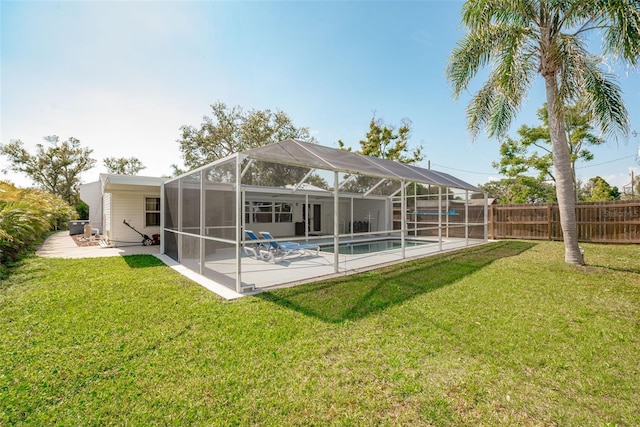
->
[180,237,489,297]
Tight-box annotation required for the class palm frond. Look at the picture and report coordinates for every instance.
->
[447,25,503,98]
[596,0,640,66]
[462,0,537,30]
[461,26,538,139]
[581,57,629,139]
[556,33,590,102]
[466,78,498,140]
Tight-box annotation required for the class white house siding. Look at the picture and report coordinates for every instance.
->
[352,199,387,233]
[241,196,388,237]
[109,191,161,246]
[103,193,112,239]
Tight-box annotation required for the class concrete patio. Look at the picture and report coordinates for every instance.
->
[36,231,160,258]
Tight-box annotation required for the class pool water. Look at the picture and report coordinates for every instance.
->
[320,239,430,255]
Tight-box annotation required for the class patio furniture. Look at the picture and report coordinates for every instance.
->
[259,231,319,262]
[243,230,271,260]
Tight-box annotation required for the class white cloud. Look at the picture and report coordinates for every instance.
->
[605,166,639,191]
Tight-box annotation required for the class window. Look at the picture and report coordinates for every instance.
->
[246,201,293,223]
[252,201,273,223]
[275,202,292,223]
[145,197,160,227]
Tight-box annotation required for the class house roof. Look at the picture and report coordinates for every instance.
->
[242,139,481,192]
[100,173,167,191]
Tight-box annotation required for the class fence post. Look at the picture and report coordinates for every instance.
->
[547,203,552,240]
[489,205,497,240]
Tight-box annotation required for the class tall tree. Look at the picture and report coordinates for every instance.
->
[479,177,557,204]
[447,1,640,265]
[495,103,603,199]
[177,101,317,170]
[338,116,423,164]
[583,176,620,201]
[0,136,96,205]
[104,157,146,175]
[338,116,423,194]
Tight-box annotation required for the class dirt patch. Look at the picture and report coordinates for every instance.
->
[71,234,100,247]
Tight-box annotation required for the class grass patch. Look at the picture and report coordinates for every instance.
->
[1,242,638,425]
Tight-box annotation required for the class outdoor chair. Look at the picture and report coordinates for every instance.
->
[243,230,271,260]
[258,231,319,262]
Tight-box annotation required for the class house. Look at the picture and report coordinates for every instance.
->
[79,174,166,245]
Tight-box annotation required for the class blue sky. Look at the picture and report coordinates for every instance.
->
[2,1,639,192]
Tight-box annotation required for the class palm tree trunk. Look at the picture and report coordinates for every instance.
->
[544,74,584,265]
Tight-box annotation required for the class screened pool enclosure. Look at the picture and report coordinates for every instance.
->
[162,139,487,293]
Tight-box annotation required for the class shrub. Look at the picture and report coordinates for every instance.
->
[0,181,76,264]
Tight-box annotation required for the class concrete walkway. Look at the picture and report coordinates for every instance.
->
[36,231,160,258]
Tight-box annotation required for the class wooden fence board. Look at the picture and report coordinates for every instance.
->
[490,201,640,243]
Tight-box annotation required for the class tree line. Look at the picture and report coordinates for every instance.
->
[0,101,423,214]
[478,104,640,203]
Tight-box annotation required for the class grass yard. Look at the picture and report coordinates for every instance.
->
[1,241,639,426]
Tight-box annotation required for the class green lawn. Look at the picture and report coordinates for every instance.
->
[1,241,638,426]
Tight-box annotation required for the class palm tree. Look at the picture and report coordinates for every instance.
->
[447,1,640,265]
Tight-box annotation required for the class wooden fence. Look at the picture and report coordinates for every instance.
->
[489,201,640,243]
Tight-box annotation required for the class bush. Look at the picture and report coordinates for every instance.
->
[75,199,89,220]
[0,181,76,264]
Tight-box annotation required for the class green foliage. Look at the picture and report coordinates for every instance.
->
[177,101,317,171]
[494,103,603,183]
[0,136,96,205]
[103,157,146,175]
[176,101,327,188]
[1,242,639,425]
[479,177,557,204]
[0,181,76,265]
[339,115,423,164]
[338,116,423,193]
[75,199,89,220]
[447,1,638,141]
[583,176,621,202]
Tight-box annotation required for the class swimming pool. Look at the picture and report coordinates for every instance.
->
[320,239,431,255]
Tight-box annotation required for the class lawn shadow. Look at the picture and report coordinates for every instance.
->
[588,263,640,275]
[258,241,536,323]
[122,254,166,269]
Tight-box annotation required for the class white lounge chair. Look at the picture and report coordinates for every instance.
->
[259,231,319,262]
[243,230,271,260]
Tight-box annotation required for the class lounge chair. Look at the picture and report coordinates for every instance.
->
[243,230,271,260]
[258,231,319,261]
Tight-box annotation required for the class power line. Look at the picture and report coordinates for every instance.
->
[432,154,637,176]
[575,155,636,169]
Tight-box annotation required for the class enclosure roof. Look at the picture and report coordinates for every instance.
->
[243,139,481,191]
